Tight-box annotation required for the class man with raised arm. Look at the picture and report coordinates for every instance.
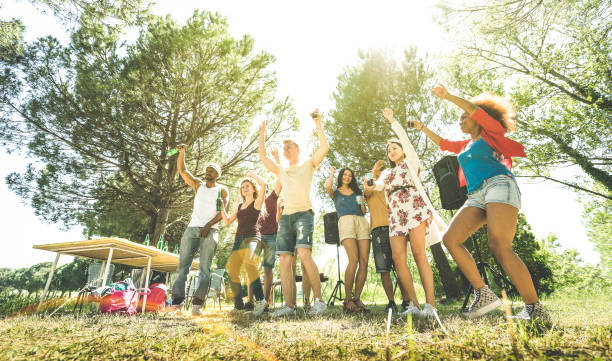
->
[169,144,228,316]
[258,110,329,317]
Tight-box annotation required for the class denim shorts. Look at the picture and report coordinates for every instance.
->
[259,234,277,268]
[276,210,314,255]
[371,226,393,273]
[466,174,522,210]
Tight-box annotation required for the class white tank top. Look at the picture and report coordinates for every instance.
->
[188,182,221,228]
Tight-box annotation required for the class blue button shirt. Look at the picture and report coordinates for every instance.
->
[458,138,514,194]
[332,189,364,217]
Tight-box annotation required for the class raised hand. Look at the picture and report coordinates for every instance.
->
[432,83,450,99]
[382,108,395,123]
[329,166,336,176]
[246,169,256,178]
[270,147,280,164]
[373,160,385,171]
[410,119,424,130]
[310,108,322,123]
[177,144,187,152]
[259,120,268,136]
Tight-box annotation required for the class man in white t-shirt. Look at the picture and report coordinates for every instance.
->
[169,144,228,316]
[258,109,329,317]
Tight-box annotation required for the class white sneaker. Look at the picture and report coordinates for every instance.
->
[419,303,437,318]
[166,305,182,315]
[307,298,327,316]
[400,301,420,317]
[271,305,297,318]
[252,300,268,317]
[192,304,204,317]
[462,285,502,319]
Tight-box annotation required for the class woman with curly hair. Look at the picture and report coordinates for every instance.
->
[221,170,268,316]
[325,166,370,313]
[365,109,448,320]
[411,83,550,325]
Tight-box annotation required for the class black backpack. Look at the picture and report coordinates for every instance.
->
[433,155,467,210]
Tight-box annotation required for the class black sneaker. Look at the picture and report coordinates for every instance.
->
[244,301,254,310]
[462,285,502,319]
[385,300,397,313]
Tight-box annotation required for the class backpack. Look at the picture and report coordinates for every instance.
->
[433,155,467,210]
[137,283,168,312]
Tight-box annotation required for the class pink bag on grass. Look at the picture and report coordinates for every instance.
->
[99,281,149,315]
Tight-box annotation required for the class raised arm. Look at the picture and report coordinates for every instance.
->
[258,121,280,176]
[310,109,330,168]
[382,109,422,175]
[247,170,267,211]
[325,166,336,199]
[176,144,200,191]
[432,83,478,115]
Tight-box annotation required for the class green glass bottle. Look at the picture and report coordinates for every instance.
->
[216,190,222,212]
[143,233,150,246]
[166,148,179,157]
[173,244,179,254]
[163,241,169,252]
[157,235,163,249]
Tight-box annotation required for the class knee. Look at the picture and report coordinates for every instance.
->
[392,252,405,265]
[358,255,369,267]
[411,248,426,262]
[488,240,510,259]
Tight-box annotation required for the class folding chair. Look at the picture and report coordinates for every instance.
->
[206,269,226,310]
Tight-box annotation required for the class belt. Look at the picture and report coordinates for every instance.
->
[388,185,414,196]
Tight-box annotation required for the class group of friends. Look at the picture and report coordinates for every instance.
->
[166,83,552,326]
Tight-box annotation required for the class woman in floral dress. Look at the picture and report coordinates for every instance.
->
[365,108,447,318]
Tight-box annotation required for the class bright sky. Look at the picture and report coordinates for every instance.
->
[0,0,598,270]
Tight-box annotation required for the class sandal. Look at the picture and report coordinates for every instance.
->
[343,298,359,313]
[353,298,370,313]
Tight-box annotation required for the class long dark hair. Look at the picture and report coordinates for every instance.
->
[386,139,404,168]
[336,168,362,195]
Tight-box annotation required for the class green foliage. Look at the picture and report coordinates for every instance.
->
[583,197,612,275]
[0,293,38,317]
[539,234,611,293]
[441,0,612,199]
[0,8,295,248]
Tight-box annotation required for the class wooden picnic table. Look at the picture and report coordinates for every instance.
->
[33,237,199,313]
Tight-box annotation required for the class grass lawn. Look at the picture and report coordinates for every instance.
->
[1,291,610,360]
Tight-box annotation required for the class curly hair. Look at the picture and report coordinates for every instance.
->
[470,93,517,132]
[336,168,362,196]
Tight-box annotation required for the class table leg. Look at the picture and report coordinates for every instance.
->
[98,261,106,287]
[101,248,114,286]
[37,253,60,312]
[142,256,151,314]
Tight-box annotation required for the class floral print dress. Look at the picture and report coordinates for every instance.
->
[383,158,434,238]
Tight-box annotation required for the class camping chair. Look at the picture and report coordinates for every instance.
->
[206,269,226,310]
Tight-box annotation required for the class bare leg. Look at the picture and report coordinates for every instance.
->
[263,267,273,303]
[279,254,295,308]
[380,272,394,301]
[442,206,487,289]
[297,248,322,300]
[409,222,435,306]
[342,238,358,300]
[390,235,419,307]
[353,238,370,301]
[302,262,311,306]
[486,203,538,304]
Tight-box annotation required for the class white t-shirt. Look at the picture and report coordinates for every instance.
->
[279,158,315,215]
[188,181,221,228]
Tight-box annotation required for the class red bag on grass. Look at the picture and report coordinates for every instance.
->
[137,283,167,312]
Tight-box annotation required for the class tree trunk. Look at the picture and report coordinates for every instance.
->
[152,206,170,248]
[431,243,461,300]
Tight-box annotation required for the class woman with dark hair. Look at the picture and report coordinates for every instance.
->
[364,109,448,319]
[221,170,268,316]
[411,83,550,325]
[325,166,370,313]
